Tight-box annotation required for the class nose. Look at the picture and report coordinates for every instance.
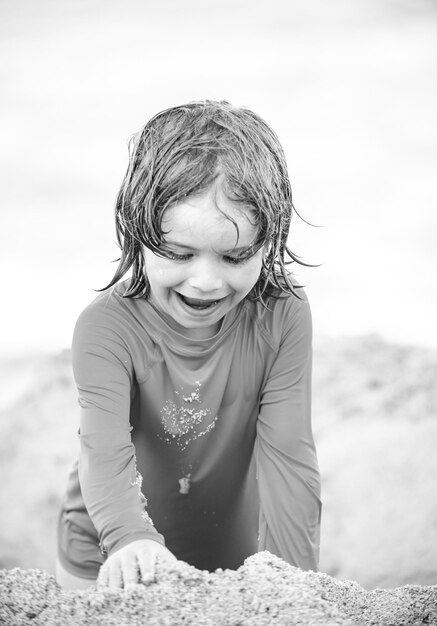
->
[186,257,224,293]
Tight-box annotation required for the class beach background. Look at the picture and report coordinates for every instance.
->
[0,0,436,589]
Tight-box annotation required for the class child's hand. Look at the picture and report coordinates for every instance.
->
[97,539,177,590]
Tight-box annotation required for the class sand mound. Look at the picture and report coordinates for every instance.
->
[1,552,436,626]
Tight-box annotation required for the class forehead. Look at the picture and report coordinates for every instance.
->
[162,189,258,249]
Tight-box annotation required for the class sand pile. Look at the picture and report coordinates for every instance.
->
[1,552,436,626]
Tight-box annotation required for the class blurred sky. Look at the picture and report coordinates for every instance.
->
[1,0,437,357]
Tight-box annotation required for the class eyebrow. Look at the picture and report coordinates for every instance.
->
[163,240,255,255]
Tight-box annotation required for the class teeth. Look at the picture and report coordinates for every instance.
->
[178,294,219,309]
[188,300,216,309]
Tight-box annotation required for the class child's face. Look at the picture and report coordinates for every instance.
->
[144,186,264,339]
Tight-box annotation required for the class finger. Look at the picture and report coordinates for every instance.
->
[108,561,124,590]
[163,551,177,564]
[121,557,141,589]
[97,564,109,590]
[137,551,157,585]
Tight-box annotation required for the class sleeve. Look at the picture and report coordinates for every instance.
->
[72,301,165,557]
[255,293,321,571]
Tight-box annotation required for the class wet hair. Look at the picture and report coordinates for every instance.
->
[102,100,307,303]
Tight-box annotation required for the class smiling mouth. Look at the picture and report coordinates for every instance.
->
[176,293,224,310]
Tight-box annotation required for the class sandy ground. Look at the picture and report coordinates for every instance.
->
[1,552,436,625]
[1,333,436,592]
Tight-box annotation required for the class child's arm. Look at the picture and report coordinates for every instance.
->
[72,301,174,586]
[255,293,321,571]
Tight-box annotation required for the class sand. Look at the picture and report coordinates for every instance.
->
[1,552,436,626]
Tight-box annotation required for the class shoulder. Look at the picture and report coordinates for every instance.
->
[72,281,148,365]
[72,281,167,377]
[244,287,312,350]
[71,282,157,386]
[74,280,140,335]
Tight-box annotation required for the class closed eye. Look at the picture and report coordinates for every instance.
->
[164,251,192,262]
[224,246,259,265]
[223,254,252,265]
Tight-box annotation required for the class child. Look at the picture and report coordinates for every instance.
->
[56,100,321,590]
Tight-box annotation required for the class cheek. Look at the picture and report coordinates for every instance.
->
[232,260,263,292]
[153,267,185,288]
[146,256,185,288]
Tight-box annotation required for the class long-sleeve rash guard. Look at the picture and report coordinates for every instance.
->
[57,280,321,579]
